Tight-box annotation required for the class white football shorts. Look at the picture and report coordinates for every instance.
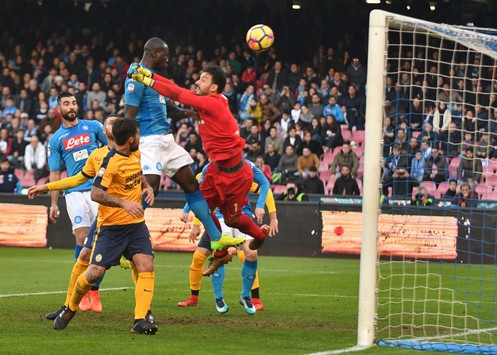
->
[65,190,99,233]
[139,134,193,178]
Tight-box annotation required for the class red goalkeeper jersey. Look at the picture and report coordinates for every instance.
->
[150,76,245,165]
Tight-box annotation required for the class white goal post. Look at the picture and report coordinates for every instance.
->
[359,9,497,353]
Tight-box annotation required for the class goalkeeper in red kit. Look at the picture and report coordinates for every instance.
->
[128,64,270,273]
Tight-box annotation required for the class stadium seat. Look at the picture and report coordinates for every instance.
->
[485,174,497,188]
[326,175,336,189]
[351,130,365,145]
[411,131,421,139]
[272,185,286,195]
[475,184,492,199]
[318,162,329,172]
[341,129,352,143]
[160,174,171,190]
[448,157,460,178]
[333,146,343,155]
[319,170,332,185]
[14,169,24,179]
[436,181,449,198]
[420,181,437,196]
[487,158,497,172]
[482,165,495,180]
[482,190,497,201]
[351,145,364,158]
[20,171,35,187]
[320,153,335,166]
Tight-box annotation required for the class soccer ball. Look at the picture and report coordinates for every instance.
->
[246,24,274,52]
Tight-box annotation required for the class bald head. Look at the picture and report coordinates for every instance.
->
[144,37,168,52]
[142,37,169,71]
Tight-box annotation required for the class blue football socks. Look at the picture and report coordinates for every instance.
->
[241,260,258,298]
[211,265,225,300]
[74,244,83,262]
[185,190,221,241]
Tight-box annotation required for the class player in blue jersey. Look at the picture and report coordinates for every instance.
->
[47,92,108,312]
[124,37,244,259]
[180,161,278,314]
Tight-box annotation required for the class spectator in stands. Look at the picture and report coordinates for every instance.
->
[342,84,365,131]
[240,117,254,140]
[330,71,347,96]
[223,81,238,117]
[299,130,324,157]
[420,120,436,146]
[23,134,48,183]
[383,116,395,158]
[255,155,272,182]
[459,132,475,156]
[439,122,462,158]
[263,142,281,174]
[275,85,296,115]
[321,114,343,149]
[238,84,255,121]
[264,126,283,155]
[331,141,360,178]
[277,145,298,184]
[259,94,281,123]
[346,57,366,95]
[454,182,478,208]
[0,156,22,194]
[309,117,322,144]
[433,101,452,134]
[86,82,106,110]
[174,122,191,147]
[290,101,301,125]
[475,131,493,159]
[443,178,458,199]
[303,166,324,194]
[194,151,208,176]
[247,97,263,124]
[244,124,263,162]
[410,150,426,184]
[283,126,302,152]
[411,186,434,206]
[297,147,320,179]
[458,147,482,183]
[424,147,449,185]
[333,165,360,196]
[9,130,28,169]
[419,140,432,160]
[309,93,325,119]
[322,95,344,124]
[266,60,288,94]
[407,136,420,158]
[184,131,203,154]
[408,97,424,131]
[381,143,409,196]
[278,182,309,202]
[394,127,408,155]
[0,128,13,157]
[298,104,314,130]
[80,56,101,89]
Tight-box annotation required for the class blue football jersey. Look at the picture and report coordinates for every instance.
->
[48,119,108,194]
[125,63,170,136]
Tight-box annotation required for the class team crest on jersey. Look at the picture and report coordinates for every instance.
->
[74,216,82,224]
[82,125,89,131]
[156,162,162,171]
[127,83,135,93]
[97,167,106,177]
[95,254,102,262]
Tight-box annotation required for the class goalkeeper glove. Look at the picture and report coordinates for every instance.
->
[128,63,154,87]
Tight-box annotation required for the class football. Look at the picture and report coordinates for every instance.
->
[246,24,274,52]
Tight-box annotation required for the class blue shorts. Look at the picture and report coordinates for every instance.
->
[91,222,153,268]
[83,219,98,249]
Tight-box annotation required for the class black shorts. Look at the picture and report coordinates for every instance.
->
[91,221,153,268]
[198,232,211,250]
[83,219,98,249]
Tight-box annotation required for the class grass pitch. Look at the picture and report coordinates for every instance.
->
[0,247,438,354]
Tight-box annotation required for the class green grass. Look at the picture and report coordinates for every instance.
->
[0,247,443,355]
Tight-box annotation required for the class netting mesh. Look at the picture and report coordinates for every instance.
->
[375,13,497,354]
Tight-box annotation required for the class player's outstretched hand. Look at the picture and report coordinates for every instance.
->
[122,200,144,219]
[188,224,201,243]
[27,185,49,199]
[180,212,189,223]
[254,207,265,224]
[268,211,278,237]
[49,205,59,223]
[142,186,154,207]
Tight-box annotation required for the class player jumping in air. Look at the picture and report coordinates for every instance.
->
[124,37,244,256]
[128,63,271,272]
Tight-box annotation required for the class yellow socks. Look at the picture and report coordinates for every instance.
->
[69,271,93,312]
[135,272,154,320]
[64,258,89,307]
[190,250,207,291]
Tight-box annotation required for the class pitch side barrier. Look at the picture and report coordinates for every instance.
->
[1,193,496,263]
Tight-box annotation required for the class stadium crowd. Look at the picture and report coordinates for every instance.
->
[1,0,497,205]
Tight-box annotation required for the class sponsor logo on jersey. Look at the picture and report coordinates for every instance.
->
[143,165,151,171]
[127,83,135,93]
[73,149,89,162]
[63,134,91,151]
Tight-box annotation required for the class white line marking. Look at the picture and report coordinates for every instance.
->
[306,345,371,354]
[0,287,130,298]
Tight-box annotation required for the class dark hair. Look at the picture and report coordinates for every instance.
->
[204,65,226,93]
[57,91,76,105]
[112,117,138,145]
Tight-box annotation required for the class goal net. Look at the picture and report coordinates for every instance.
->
[359,10,497,354]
